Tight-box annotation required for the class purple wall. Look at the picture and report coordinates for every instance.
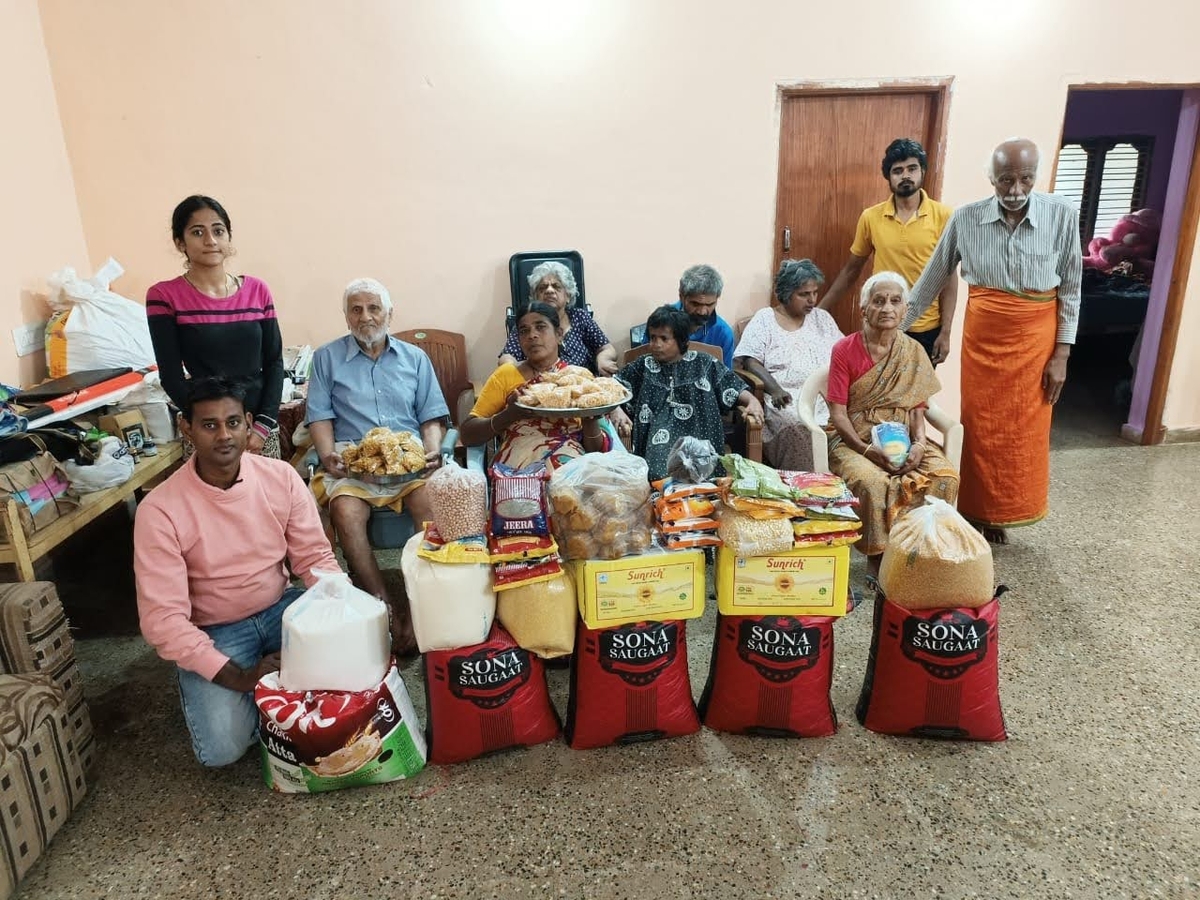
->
[1062,89,1184,215]
[1127,89,1200,437]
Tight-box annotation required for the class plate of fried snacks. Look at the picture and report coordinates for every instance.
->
[514,365,632,419]
[340,427,428,484]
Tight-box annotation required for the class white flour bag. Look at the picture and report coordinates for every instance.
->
[280,570,390,692]
[400,532,495,652]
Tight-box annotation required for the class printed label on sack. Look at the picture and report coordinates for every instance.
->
[731,555,838,608]
[599,621,679,686]
[736,617,822,683]
[901,610,989,680]
[448,645,532,709]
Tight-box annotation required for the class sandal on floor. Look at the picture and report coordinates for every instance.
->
[981,527,1008,545]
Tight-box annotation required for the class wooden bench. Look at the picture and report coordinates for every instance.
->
[0,442,184,581]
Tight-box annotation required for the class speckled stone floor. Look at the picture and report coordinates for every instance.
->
[14,439,1200,900]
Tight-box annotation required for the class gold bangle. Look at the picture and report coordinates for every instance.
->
[489,414,499,435]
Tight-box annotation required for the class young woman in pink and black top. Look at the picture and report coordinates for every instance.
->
[146,195,285,457]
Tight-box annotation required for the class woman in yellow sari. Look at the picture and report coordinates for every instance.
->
[461,302,613,469]
[825,272,959,572]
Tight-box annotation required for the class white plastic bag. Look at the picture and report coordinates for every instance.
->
[45,257,156,377]
[279,570,390,692]
[62,437,134,492]
[116,372,176,443]
[400,532,494,652]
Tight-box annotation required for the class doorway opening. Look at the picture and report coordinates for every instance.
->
[1049,86,1200,448]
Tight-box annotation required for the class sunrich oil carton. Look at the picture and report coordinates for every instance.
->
[569,549,705,629]
[716,545,849,617]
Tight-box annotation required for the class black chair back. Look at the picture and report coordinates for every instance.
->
[506,250,589,331]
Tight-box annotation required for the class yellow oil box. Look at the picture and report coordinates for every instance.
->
[569,549,705,629]
[716,545,849,617]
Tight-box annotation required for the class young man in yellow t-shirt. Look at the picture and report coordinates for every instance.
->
[818,138,958,364]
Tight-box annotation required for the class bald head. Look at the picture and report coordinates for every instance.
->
[990,138,1040,213]
[992,139,1040,175]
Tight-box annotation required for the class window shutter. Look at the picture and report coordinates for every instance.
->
[1052,144,1090,210]
[1055,137,1152,244]
[1093,142,1146,236]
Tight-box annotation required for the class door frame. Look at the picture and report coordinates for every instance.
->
[1048,82,1200,446]
[773,78,954,277]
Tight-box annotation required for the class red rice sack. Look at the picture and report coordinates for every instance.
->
[856,591,1007,741]
[422,625,560,764]
[698,614,836,738]
[565,619,699,750]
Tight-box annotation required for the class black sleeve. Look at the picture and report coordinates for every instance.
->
[146,310,189,411]
[256,316,285,426]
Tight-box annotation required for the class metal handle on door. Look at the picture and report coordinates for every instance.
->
[782,226,791,253]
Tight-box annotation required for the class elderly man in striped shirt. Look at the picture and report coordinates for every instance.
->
[906,138,1082,544]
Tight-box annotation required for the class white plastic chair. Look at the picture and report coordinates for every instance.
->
[795,366,963,475]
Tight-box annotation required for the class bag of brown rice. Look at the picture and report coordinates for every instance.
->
[879,497,994,609]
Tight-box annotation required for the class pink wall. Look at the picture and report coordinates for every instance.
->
[0,0,90,387]
[18,0,1200,431]
[1062,89,1182,215]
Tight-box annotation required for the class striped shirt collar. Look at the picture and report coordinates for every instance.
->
[979,192,1043,228]
[883,189,931,219]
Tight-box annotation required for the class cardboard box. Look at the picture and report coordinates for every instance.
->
[99,410,148,450]
[569,549,705,629]
[716,545,849,617]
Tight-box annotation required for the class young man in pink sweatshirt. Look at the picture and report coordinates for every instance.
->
[135,376,340,766]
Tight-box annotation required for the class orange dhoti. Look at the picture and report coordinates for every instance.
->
[958,285,1058,528]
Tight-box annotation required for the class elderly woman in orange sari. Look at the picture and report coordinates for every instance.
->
[825,271,959,573]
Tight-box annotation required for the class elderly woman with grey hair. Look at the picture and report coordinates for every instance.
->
[734,258,843,470]
[825,271,958,572]
[498,261,619,374]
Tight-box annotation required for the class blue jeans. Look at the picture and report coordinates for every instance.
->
[176,587,304,767]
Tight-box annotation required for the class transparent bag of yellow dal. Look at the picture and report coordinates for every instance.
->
[879,497,994,609]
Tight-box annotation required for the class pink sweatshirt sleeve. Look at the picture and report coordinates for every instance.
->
[134,500,229,681]
[284,466,341,585]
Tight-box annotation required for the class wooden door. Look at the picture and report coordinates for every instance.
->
[774,87,948,333]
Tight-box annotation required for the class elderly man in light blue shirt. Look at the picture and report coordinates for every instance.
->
[306,277,449,653]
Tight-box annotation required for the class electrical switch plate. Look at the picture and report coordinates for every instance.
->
[11,322,47,358]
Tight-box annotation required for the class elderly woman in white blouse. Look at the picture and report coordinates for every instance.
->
[734,259,843,470]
